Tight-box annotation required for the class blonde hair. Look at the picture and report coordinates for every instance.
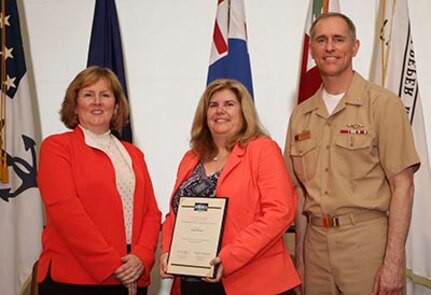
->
[190,79,267,161]
[60,66,129,134]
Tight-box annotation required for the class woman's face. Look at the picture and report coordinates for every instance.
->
[75,78,117,134]
[206,88,244,142]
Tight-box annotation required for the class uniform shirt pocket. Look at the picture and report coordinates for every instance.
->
[334,135,375,177]
[290,139,318,183]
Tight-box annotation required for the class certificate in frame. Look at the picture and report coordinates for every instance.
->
[166,196,228,278]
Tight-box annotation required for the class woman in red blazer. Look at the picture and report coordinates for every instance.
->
[159,79,300,295]
[37,66,161,295]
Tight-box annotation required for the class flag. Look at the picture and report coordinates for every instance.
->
[298,0,340,103]
[87,0,132,142]
[0,0,44,294]
[370,0,431,293]
[207,0,254,98]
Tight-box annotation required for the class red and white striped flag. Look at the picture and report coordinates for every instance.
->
[370,0,431,293]
[298,0,340,103]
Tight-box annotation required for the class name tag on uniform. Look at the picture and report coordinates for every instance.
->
[294,130,311,141]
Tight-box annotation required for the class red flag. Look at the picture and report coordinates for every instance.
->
[298,0,340,104]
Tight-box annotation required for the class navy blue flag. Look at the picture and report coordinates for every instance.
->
[207,0,254,98]
[87,0,132,142]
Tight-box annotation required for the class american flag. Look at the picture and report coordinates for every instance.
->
[0,0,43,294]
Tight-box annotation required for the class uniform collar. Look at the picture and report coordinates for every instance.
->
[342,72,367,106]
[299,72,367,116]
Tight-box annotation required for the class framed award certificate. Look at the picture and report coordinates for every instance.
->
[166,196,228,278]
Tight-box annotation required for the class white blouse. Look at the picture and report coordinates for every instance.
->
[80,125,136,244]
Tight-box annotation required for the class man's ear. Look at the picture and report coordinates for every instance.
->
[352,39,360,57]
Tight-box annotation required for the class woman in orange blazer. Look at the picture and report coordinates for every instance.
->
[37,67,161,295]
[159,79,300,295]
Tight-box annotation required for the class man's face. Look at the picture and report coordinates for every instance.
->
[310,16,359,79]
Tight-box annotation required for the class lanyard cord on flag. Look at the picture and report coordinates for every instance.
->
[312,0,329,16]
[322,0,329,12]
[0,0,9,183]
[379,0,396,87]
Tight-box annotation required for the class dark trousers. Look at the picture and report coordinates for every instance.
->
[180,279,226,295]
[180,279,294,295]
[38,271,148,295]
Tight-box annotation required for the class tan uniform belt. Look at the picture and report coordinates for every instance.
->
[308,211,387,228]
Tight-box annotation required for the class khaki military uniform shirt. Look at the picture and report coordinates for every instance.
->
[285,72,420,216]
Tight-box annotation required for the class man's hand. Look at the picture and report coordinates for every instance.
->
[371,167,414,294]
[294,258,305,295]
[371,260,405,295]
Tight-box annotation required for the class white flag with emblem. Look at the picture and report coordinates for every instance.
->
[0,1,44,294]
[370,0,431,293]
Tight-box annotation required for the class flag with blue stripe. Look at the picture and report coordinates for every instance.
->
[207,0,254,98]
[0,0,44,293]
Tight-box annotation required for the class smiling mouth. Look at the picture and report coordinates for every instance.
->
[215,118,229,123]
[324,56,338,61]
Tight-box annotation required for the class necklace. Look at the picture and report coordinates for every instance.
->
[212,151,230,162]
[212,155,225,161]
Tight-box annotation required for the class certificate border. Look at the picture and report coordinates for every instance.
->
[166,196,228,278]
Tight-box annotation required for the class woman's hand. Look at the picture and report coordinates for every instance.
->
[159,252,174,279]
[124,281,137,295]
[202,257,224,283]
[114,254,144,284]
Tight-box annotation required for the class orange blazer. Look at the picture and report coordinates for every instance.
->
[37,127,161,287]
[162,137,300,295]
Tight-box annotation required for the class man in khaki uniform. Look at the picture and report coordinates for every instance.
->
[284,13,420,295]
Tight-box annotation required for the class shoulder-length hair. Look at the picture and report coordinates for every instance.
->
[59,66,129,134]
[190,79,268,161]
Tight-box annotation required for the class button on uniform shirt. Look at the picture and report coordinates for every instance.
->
[285,73,420,216]
[81,126,136,244]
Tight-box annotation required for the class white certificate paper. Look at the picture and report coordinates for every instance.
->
[166,196,228,278]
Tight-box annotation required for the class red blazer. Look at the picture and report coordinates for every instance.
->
[162,137,300,295]
[37,127,161,287]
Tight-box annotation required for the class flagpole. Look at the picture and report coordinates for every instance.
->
[227,0,231,33]
[379,0,386,85]
[379,0,397,88]
[1,0,9,183]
